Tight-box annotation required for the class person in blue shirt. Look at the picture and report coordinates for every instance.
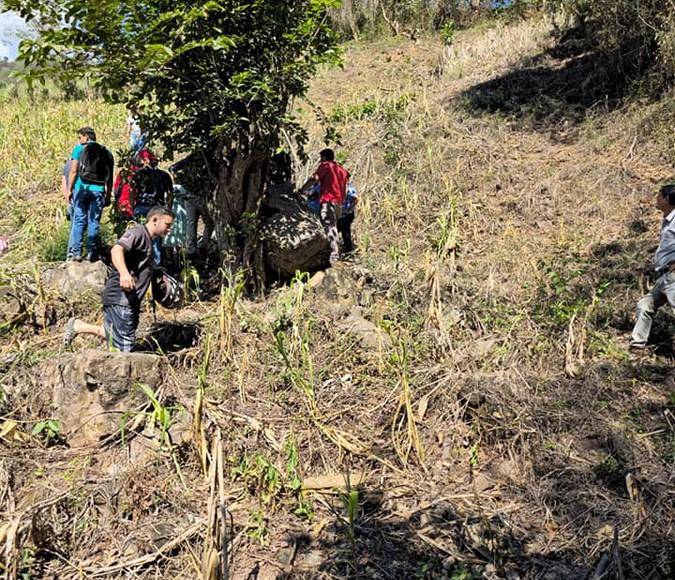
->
[66,127,114,262]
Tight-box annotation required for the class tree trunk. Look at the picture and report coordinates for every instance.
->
[211,145,269,286]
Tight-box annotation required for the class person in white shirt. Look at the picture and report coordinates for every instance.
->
[125,110,146,152]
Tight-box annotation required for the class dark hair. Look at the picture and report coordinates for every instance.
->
[320,148,335,162]
[660,184,675,205]
[147,206,175,220]
[77,126,96,141]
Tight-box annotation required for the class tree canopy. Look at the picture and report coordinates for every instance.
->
[5,0,341,158]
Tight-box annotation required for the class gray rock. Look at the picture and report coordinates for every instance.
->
[0,286,26,329]
[42,261,108,297]
[261,184,330,278]
[337,308,392,350]
[43,349,166,445]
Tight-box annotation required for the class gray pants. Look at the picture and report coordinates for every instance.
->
[630,272,675,347]
[320,202,342,258]
[186,197,214,255]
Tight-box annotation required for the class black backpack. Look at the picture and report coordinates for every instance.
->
[78,142,114,184]
[151,269,184,309]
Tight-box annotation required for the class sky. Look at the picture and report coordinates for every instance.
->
[0,11,29,60]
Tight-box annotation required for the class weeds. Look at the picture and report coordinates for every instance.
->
[31,419,61,446]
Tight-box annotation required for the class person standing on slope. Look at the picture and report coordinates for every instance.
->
[63,206,174,352]
[302,148,349,263]
[66,127,114,262]
[630,183,675,356]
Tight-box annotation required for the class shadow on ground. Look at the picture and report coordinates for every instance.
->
[135,320,201,353]
[457,25,646,134]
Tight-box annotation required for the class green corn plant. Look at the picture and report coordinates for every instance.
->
[138,382,186,488]
[219,268,246,357]
[270,272,316,409]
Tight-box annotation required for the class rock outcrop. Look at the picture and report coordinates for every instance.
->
[43,349,166,446]
[0,286,27,330]
[42,261,108,297]
[261,183,330,279]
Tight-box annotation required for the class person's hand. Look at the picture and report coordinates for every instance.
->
[120,273,135,291]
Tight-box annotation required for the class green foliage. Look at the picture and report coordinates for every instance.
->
[329,93,413,124]
[440,19,455,46]
[592,453,624,483]
[32,418,61,445]
[231,452,281,505]
[247,509,269,546]
[271,273,316,404]
[5,0,341,159]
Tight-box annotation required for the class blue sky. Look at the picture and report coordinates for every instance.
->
[0,11,29,60]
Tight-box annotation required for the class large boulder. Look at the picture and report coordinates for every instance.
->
[42,261,108,297]
[42,349,166,445]
[261,183,330,279]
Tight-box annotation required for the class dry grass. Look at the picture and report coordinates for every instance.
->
[1,15,674,579]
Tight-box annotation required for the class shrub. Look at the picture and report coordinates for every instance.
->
[586,0,674,89]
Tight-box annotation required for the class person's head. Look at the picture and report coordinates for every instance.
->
[656,183,675,214]
[77,126,96,143]
[146,206,174,238]
[319,148,335,162]
[136,148,158,167]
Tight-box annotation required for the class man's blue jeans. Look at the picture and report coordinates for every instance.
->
[631,272,675,347]
[67,185,105,258]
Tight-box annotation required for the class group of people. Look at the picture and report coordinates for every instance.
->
[62,120,359,353]
[62,125,213,265]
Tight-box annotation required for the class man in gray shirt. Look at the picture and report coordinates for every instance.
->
[630,183,675,349]
[63,206,174,352]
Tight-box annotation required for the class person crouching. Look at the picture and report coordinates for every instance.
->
[63,206,174,352]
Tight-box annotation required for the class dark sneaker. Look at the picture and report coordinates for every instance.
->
[85,252,98,263]
[66,254,82,262]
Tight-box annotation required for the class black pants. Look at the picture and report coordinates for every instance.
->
[337,213,355,254]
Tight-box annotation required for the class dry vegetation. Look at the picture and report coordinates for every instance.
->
[1,16,675,579]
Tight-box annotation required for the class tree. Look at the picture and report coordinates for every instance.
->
[4,0,341,284]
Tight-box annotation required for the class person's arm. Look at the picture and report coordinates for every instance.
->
[111,244,134,291]
[68,160,78,195]
[61,174,70,202]
[300,171,320,194]
[104,153,114,205]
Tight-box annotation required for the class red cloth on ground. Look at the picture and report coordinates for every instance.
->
[315,160,349,205]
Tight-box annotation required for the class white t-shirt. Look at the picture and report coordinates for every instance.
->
[126,115,141,138]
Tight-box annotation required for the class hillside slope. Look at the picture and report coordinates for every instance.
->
[0,17,674,579]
